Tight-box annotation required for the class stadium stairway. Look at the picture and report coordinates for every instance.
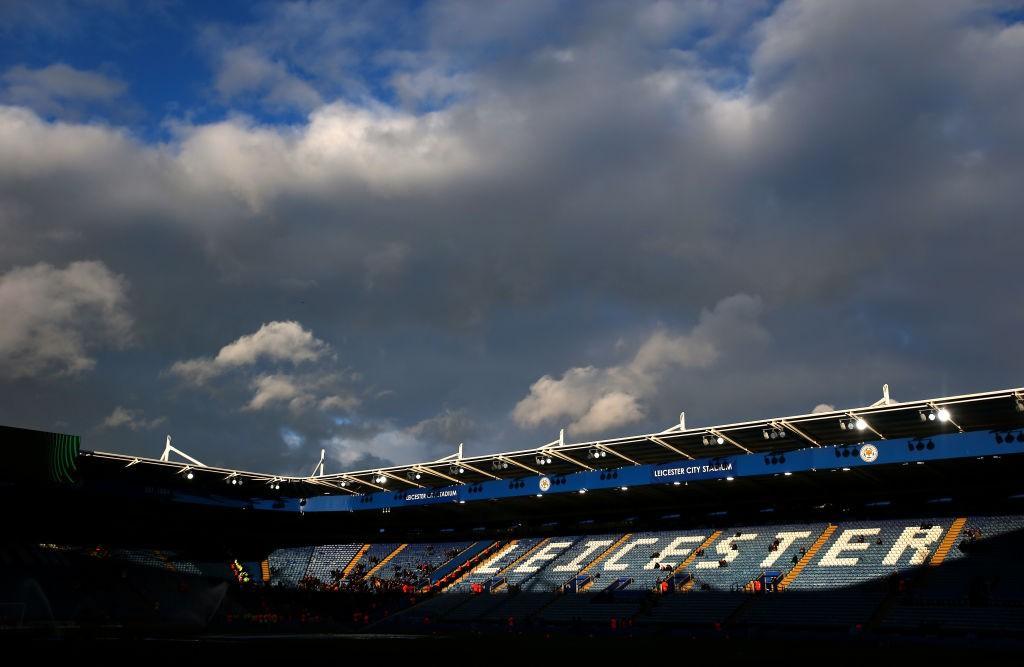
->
[929,517,967,566]
[581,533,632,576]
[342,544,370,578]
[364,544,408,578]
[674,530,721,576]
[304,543,362,583]
[489,537,551,591]
[778,524,836,590]
[441,540,511,591]
[260,559,271,583]
[433,541,501,589]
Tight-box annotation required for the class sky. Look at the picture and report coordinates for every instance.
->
[1,0,1022,476]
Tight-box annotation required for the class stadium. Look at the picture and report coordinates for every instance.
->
[3,385,1024,655]
[4,0,1024,660]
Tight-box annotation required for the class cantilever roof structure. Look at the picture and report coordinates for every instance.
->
[81,386,1024,496]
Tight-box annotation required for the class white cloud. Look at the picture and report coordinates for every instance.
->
[245,373,301,411]
[101,405,166,431]
[242,372,360,414]
[168,321,361,417]
[811,403,836,414]
[569,391,646,435]
[169,320,329,385]
[512,294,767,435]
[0,260,133,378]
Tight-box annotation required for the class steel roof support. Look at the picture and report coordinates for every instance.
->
[709,428,753,454]
[647,436,694,460]
[596,443,639,466]
[500,456,540,475]
[412,465,462,484]
[841,413,884,441]
[161,435,206,467]
[380,470,425,488]
[776,420,821,447]
[928,402,964,433]
[454,461,503,480]
[544,448,594,471]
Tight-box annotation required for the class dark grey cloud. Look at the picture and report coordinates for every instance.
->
[0,0,1022,473]
[0,260,133,378]
[0,63,128,120]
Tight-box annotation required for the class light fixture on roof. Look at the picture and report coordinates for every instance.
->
[587,448,607,459]
[406,471,421,481]
[920,408,950,422]
[535,455,552,465]
[186,471,194,480]
[1015,397,1024,413]
[702,434,725,446]
[763,426,785,440]
[840,417,868,431]
[374,474,388,484]
[492,460,509,471]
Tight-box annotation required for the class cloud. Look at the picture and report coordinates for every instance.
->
[280,426,305,451]
[168,321,360,419]
[244,372,360,414]
[321,408,475,468]
[214,46,323,112]
[512,294,767,435]
[1,63,127,119]
[101,405,166,431]
[811,403,836,414]
[169,320,329,385]
[2,1,1024,472]
[0,261,133,378]
[408,408,478,446]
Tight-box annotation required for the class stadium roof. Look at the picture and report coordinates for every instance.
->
[83,385,1024,495]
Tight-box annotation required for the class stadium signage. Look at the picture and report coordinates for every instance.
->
[652,459,735,482]
[403,489,459,502]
